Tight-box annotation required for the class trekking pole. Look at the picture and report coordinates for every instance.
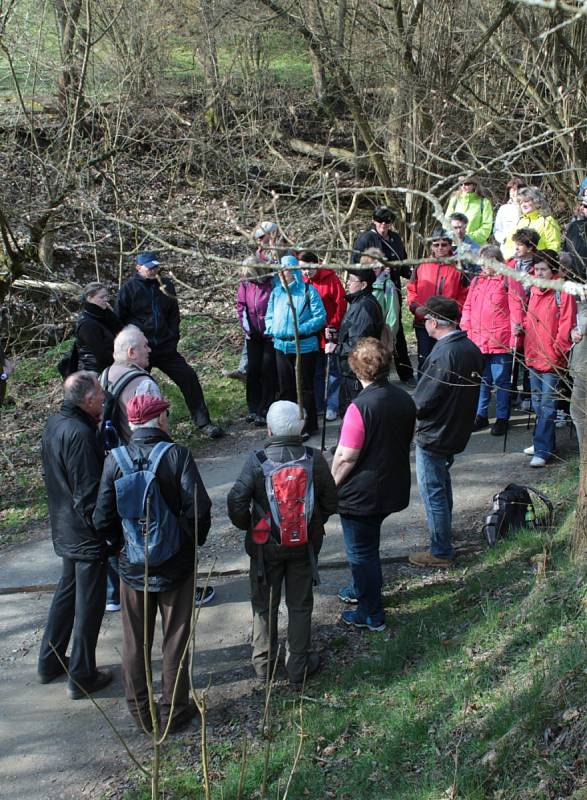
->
[503,342,519,454]
[321,353,331,452]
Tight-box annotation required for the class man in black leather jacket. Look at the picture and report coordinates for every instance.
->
[327,267,383,418]
[409,297,483,568]
[93,394,212,733]
[37,371,113,699]
[116,252,223,438]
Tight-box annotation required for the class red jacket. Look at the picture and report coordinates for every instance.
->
[460,273,524,354]
[302,268,347,348]
[523,278,577,372]
[407,261,469,324]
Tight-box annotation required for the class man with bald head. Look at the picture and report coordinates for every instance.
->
[37,371,113,699]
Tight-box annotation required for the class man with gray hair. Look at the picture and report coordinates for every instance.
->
[37,371,113,699]
[227,400,337,685]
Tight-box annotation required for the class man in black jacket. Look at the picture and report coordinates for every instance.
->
[37,371,113,698]
[563,200,587,281]
[327,267,383,418]
[352,206,415,384]
[116,252,222,438]
[227,400,338,684]
[409,297,483,568]
[93,394,212,733]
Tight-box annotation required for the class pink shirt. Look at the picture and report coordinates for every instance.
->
[339,403,365,450]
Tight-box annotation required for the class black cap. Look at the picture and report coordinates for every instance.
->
[431,226,452,242]
[372,205,395,223]
[347,267,376,287]
[415,296,460,323]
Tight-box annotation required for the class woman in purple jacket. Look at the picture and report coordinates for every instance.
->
[237,259,278,425]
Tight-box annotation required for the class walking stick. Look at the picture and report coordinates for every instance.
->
[321,353,331,452]
[503,343,519,454]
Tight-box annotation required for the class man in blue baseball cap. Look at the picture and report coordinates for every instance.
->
[115,252,223,438]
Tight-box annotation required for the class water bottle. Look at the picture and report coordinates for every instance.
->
[525,504,536,527]
[102,420,119,452]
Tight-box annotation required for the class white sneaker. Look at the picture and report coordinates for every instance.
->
[520,400,532,412]
[105,602,121,612]
[523,445,534,456]
[529,456,546,468]
[325,409,337,421]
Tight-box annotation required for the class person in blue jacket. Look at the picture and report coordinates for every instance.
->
[265,255,326,437]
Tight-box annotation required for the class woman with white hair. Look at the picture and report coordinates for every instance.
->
[502,187,561,259]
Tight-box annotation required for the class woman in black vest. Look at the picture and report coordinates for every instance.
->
[331,338,416,631]
[76,283,121,374]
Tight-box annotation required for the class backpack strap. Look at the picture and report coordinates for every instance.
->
[146,441,175,474]
[111,445,135,475]
[110,367,151,401]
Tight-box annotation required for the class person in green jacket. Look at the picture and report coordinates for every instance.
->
[446,176,493,245]
[360,250,400,351]
[502,186,561,260]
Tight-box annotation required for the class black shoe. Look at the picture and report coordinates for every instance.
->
[200,423,224,439]
[472,415,489,431]
[254,415,266,427]
[38,656,70,685]
[245,413,256,424]
[225,369,247,383]
[289,653,322,686]
[195,585,215,606]
[162,701,198,734]
[67,668,113,700]
[490,418,508,436]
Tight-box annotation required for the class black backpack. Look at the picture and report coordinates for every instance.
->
[57,341,79,378]
[482,483,554,547]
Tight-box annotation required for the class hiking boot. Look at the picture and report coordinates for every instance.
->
[254,414,266,427]
[200,423,224,439]
[523,445,535,456]
[530,456,546,468]
[490,418,508,437]
[38,656,69,685]
[245,413,256,424]
[289,653,322,686]
[225,369,247,383]
[341,609,385,632]
[337,585,358,604]
[472,415,489,431]
[195,586,215,606]
[67,668,113,700]
[161,701,199,734]
[408,550,454,568]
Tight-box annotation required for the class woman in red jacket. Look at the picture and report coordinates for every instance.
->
[514,251,576,467]
[407,229,469,373]
[460,246,524,436]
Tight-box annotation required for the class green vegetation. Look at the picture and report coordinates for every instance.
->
[123,461,587,800]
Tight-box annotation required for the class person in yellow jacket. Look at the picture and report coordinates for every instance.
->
[445,176,493,245]
[502,187,561,259]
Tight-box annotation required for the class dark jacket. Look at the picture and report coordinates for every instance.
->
[563,218,587,281]
[93,428,212,592]
[337,381,416,516]
[336,289,383,378]
[42,403,106,561]
[227,435,338,560]
[352,228,410,290]
[75,303,121,374]
[413,330,483,455]
[116,274,180,353]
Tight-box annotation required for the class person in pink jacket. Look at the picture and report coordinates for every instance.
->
[513,251,577,467]
[461,245,525,436]
[407,228,469,373]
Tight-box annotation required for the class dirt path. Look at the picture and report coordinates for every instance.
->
[0,405,578,799]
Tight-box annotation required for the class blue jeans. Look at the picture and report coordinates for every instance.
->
[314,350,340,414]
[477,353,513,419]
[106,556,120,605]
[340,513,387,622]
[529,370,558,460]
[415,446,455,559]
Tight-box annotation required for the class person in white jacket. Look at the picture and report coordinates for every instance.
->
[493,177,526,246]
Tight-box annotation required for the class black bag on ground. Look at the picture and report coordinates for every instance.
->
[482,483,554,547]
[57,341,79,378]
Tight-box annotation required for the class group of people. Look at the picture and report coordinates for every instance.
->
[20,173,587,735]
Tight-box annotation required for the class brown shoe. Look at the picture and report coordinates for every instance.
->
[160,701,199,734]
[409,550,454,568]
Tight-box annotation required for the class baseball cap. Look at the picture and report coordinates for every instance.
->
[136,252,160,268]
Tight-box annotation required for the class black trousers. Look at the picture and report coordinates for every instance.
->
[150,349,211,428]
[275,349,318,433]
[394,319,414,381]
[38,557,107,682]
[246,336,277,417]
[120,572,195,727]
[338,373,362,419]
[415,325,436,375]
